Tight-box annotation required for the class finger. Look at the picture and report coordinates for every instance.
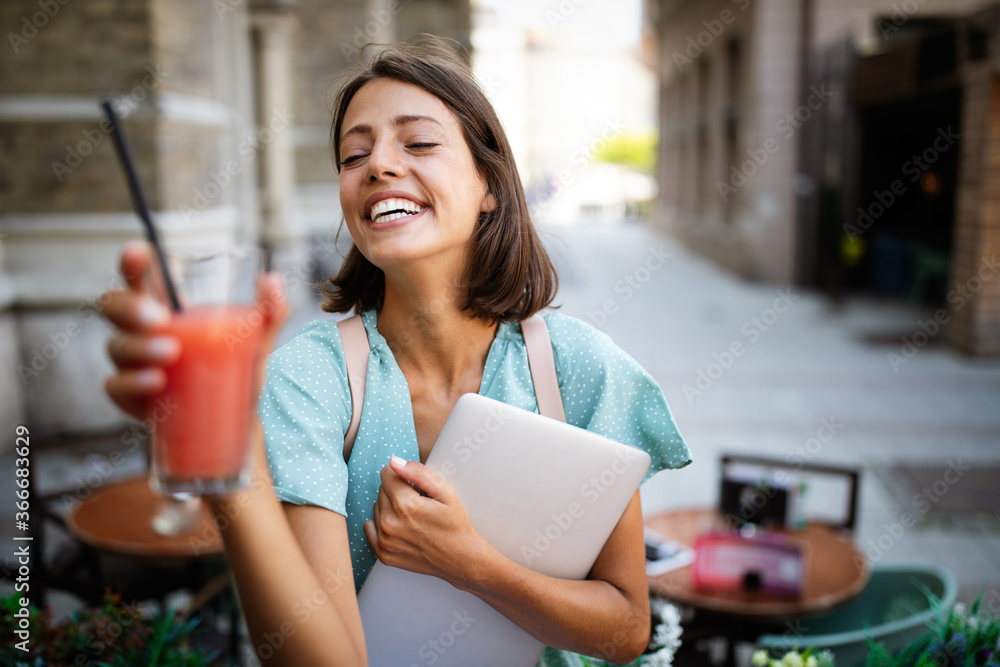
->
[251,272,290,398]
[100,290,171,333]
[108,332,180,369]
[387,456,451,502]
[363,519,380,553]
[379,462,423,502]
[105,369,165,421]
[257,272,290,347]
[120,241,155,292]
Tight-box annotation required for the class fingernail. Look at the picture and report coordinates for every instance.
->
[135,368,161,389]
[123,239,146,254]
[147,336,180,358]
[266,273,285,291]
[138,300,170,326]
[390,455,407,468]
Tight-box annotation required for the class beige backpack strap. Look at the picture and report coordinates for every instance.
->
[521,313,566,422]
[337,314,370,463]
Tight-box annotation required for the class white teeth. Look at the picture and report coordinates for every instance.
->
[369,197,425,222]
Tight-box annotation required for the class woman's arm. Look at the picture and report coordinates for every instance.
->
[208,423,367,666]
[364,458,651,664]
[101,244,367,666]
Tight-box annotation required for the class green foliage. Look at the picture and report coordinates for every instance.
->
[865,588,1000,667]
[0,591,217,667]
[593,131,659,173]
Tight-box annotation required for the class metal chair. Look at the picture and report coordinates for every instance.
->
[718,453,861,533]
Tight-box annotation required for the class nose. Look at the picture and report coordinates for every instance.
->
[365,138,405,181]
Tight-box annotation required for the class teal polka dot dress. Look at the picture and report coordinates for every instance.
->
[258,309,692,666]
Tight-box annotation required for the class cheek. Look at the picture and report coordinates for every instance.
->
[339,174,359,216]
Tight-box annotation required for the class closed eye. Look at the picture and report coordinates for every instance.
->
[339,154,367,167]
[407,142,439,150]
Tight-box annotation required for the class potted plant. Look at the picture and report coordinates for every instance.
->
[867,594,1000,667]
[0,591,217,666]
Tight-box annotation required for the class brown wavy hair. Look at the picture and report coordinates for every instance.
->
[320,36,557,322]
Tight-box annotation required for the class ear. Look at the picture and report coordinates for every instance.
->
[480,191,497,213]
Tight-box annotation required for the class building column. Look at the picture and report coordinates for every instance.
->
[250,4,299,248]
[950,67,1000,356]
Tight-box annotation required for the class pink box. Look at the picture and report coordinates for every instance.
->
[693,532,805,597]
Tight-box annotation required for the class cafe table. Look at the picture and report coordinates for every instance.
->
[65,476,227,610]
[67,476,224,558]
[645,507,869,621]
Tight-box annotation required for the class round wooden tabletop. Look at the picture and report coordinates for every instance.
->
[646,507,869,619]
[67,477,224,559]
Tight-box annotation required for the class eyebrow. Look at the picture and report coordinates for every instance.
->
[341,114,445,141]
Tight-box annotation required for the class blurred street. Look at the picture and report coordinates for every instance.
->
[539,220,1000,604]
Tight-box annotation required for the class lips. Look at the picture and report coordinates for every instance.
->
[364,191,428,223]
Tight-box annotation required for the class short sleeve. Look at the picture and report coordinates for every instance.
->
[256,319,352,515]
[545,313,692,481]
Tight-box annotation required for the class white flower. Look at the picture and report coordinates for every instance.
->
[782,651,805,667]
[805,656,818,667]
[642,597,683,666]
[752,650,771,667]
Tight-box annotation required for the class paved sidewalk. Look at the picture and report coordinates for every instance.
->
[541,220,1000,605]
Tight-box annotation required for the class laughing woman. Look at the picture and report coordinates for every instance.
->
[100,38,691,667]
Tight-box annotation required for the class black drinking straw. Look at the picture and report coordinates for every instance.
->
[101,100,182,312]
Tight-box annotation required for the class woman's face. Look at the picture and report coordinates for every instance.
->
[338,77,494,275]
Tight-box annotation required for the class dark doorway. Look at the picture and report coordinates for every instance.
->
[847,87,961,303]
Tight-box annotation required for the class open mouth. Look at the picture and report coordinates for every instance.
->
[368,197,427,223]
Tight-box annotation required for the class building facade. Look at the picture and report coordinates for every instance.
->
[0,0,470,445]
[654,0,1000,355]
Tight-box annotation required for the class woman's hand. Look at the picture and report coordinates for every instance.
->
[100,242,180,421]
[100,241,289,444]
[363,456,491,586]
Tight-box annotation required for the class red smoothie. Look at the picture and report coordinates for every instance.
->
[153,305,264,491]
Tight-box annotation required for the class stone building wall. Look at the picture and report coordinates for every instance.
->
[0,0,474,447]
[0,0,255,442]
[952,68,1000,355]
[655,0,1000,355]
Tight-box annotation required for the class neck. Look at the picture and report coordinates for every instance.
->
[378,267,497,393]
